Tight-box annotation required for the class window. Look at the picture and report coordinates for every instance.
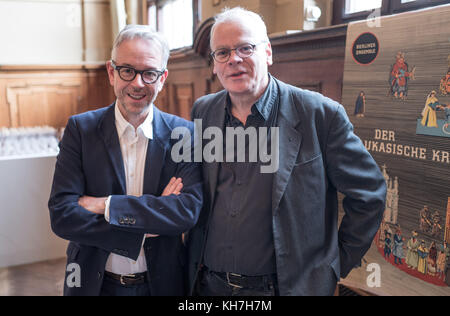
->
[345,0,382,14]
[147,3,157,31]
[146,0,200,50]
[333,0,449,25]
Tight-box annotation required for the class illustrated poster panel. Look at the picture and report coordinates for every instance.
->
[340,5,450,296]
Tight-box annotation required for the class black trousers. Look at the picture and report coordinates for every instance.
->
[99,273,151,296]
[196,268,279,296]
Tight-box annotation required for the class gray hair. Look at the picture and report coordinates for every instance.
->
[111,24,170,69]
[210,7,269,48]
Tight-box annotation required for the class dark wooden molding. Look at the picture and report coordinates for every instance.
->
[193,17,214,58]
[270,24,347,47]
[271,25,347,64]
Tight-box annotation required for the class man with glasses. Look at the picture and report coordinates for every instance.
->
[49,25,203,296]
[187,7,386,296]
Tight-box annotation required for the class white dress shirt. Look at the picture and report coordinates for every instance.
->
[104,103,153,275]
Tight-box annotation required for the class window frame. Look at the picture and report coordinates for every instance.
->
[391,0,449,13]
[333,0,449,25]
[145,0,201,49]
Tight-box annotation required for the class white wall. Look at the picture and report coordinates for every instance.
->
[0,0,83,64]
[0,0,113,65]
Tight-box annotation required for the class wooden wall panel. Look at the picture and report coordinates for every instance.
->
[16,92,47,127]
[172,83,195,120]
[0,65,115,128]
[47,91,79,128]
[155,85,170,114]
[6,82,81,128]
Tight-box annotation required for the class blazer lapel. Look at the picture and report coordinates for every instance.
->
[272,80,302,214]
[205,93,227,209]
[143,106,167,195]
[98,103,126,194]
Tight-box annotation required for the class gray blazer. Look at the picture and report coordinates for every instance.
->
[187,77,386,296]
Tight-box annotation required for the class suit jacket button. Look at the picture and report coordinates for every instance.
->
[130,218,136,225]
[98,272,102,279]
[119,218,125,225]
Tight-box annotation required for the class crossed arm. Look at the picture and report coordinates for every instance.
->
[78,177,184,215]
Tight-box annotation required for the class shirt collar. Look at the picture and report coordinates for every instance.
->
[254,74,276,121]
[114,101,154,140]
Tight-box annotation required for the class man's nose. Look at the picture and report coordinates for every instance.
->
[131,73,146,87]
[228,49,243,64]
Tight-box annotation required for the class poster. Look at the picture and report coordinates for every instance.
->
[340,4,450,296]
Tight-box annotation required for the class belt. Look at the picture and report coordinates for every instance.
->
[208,269,277,289]
[104,271,147,286]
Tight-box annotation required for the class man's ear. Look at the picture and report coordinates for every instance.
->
[157,69,169,93]
[106,60,115,86]
[266,42,273,66]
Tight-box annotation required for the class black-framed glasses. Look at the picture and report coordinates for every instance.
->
[210,42,266,63]
[111,60,165,84]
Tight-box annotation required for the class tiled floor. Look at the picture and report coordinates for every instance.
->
[0,258,66,296]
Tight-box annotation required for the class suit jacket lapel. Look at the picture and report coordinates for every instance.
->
[98,103,126,194]
[143,106,166,195]
[272,79,302,214]
[205,93,226,209]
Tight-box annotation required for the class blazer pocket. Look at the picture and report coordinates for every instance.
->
[294,153,322,167]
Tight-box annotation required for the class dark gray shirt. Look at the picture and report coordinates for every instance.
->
[204,76,278,276]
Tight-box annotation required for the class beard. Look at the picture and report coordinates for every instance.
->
[118,86,156,115]
[115,86,158,125]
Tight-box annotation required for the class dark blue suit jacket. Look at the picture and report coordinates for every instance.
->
[188,77,386,296]
[49,103,203,296]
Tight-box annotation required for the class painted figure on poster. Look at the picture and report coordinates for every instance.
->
[354,91,366,117]
[420,91,443,128]
[437,243,448,281]
[416,92,450,138]
[440,55,450,95]
[444,243,450,286]
[428,241,438,276]
[431,211,443,238]
[393,228,405,265]
[406,231,419,269]
[439,70,450,96]
[384,232,392,259]
[437,104,450,130]
[417,241,428,275]
[419,206,432,233]
[389,51,415,99]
